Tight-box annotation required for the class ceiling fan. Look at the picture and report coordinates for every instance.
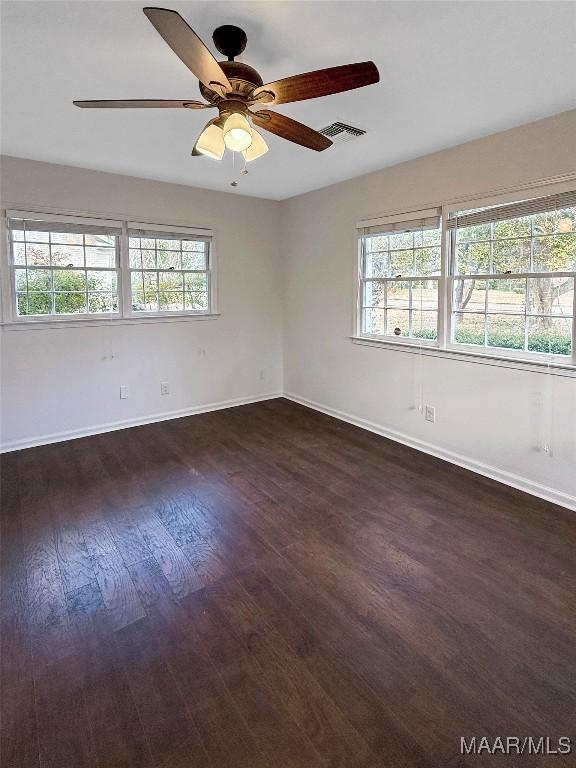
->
[74,7,379,163]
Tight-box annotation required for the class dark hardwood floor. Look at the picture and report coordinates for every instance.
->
[1,398,575,768]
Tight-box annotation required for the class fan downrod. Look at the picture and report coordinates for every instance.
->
[212,25,247,61]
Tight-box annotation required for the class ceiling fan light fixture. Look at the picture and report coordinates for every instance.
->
[222,112,253,151]
[196,123,225,159]
[242,127,268,162]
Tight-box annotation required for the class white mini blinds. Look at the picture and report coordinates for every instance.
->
[7,212,121,318]
[358,208,442,343]
[4,211,215,321]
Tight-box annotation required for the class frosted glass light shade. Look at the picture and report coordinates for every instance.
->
[242,127,268,162]
[196,124,225,160]
[223,112,253,151]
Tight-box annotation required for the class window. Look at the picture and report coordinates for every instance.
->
[358,208,442,343]
[7,214,121,318]
[128,226,210,315]
[356,189,576,367]
[448,191,575,360]
[4,211,214,322]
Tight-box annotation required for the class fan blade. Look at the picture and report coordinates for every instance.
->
[251,110,332,151]
[143,8,231,93]
[73,99,211,109]
[250,62,379,106]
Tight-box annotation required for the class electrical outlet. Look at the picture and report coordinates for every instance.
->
[120,385,129,400]
[160,381,169,396]
[424,404,435,423]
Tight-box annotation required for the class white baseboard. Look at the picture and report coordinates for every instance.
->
[283,391,576,512]
[0,392,282,453]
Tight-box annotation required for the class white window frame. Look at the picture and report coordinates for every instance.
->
[354,180,576,372]
[356,208,443,347]
[1,208,218,326]
[124,221,215,319]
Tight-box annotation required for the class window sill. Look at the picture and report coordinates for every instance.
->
[1,313,221,331]
[350,335,576,377]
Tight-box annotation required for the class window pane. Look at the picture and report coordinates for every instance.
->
[185,292,209,311]
[88,293,119,313]
[387,309,410,337]
[25,229,49,243]
[159,292,184,311]
[493,216,531,239]
[414,247,440,276]
[456,241,490,275]
[184,273,207,292]
[131,272,157,312]
[55,293,86,314]
[411,310,437,340]
[492,238,530,273]
[453,278,486,312]
[21,268,52,292]
[182,251,207,271]
[533,207,576,236]
[157,250,181,270]
[158,271,184,292]
[87,270,117,292]
[12,229,25,242]
[487,279,526,314]
[527,277,574,317]
[157,238,180,251]
[25,243,50,266]
[411,280,438,310]
[365,234,388,253]
[457,223,491,243]
[527,317,572,356]
[85,246,116,268]
[363,281,385,308]
[363,251,389,278]
[388,232,413,250]
[453,312,485,346]
[386,282,410,309]
[15,268,28,291]
[533,233,576,272]
[51,244,85,267]
[54,270,86,291]
[18,292,52,315]
[50,232,83,246]
[487,314,525,350]
[362,307,385,334]
[414,229,441,247]
[182,239,206,252]
[130,249,156,269]
[12,243,27,265]
[85,233,116,247]
[389,250,415,276]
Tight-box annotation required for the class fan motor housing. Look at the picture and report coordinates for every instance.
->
[199,59,263,103]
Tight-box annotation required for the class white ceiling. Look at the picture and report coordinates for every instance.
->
[2,1,575,200]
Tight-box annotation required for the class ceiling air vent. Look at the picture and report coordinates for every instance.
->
[319,122,366,144]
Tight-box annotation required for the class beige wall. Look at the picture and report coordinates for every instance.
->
[281,109,576,508]
[0,157,283,448]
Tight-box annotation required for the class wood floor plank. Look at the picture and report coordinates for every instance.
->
[128,558,268,768]
[181,588,325,768]
[115,616,206,767]
[207,574,381,768]
[35,653,97,768]
[0,678,39,768]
